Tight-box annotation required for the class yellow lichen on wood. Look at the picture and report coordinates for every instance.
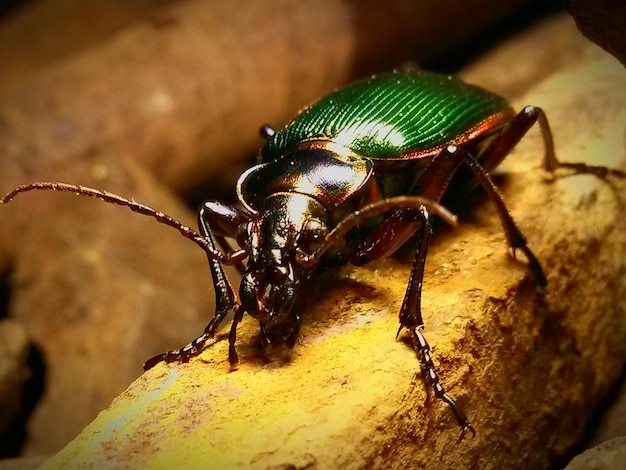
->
[42,55,626,469]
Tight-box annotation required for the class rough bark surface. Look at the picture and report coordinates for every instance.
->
[39,55,626,469]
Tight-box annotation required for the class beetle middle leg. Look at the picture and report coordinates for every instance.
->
[351,206,474,438]
[144,201,250,370]
[399,208,474,439]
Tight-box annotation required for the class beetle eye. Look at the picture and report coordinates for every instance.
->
[259,125,276,139]
[299,218,328,253]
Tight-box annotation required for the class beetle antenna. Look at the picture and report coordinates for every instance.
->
[297,196,457,267]
[1,182,227,261]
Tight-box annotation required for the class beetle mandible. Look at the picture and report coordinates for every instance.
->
[2,70,624,439]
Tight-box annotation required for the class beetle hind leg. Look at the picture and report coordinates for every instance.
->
[531,106,626,178]
[438,145,548,286]
[482,105,625,178]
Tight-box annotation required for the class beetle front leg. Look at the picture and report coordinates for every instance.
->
[143,201,250,370]
[198,201,248,320]
[227,304,246,367]
[396,207,475,439]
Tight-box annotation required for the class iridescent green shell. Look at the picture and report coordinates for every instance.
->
[261,71,515,161]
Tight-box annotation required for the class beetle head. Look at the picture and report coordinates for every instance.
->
[239,192,328,331]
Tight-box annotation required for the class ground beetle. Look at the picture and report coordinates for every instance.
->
[2,71,624,439]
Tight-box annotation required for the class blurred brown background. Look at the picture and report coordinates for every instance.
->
[0,0,624,468]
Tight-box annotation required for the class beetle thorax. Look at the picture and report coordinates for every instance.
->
[240,192,328,326]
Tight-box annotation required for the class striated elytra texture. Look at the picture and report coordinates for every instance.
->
[39,54,626,469]
[262,71,512,160]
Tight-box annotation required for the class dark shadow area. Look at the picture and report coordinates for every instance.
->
[0,276,8,320]
[552,366,626,469]
[183,151,257,211]
[0,0,33,19]
[0,343,46,458]
[421,1,564,73]
[0,274,47,458]
[350,0,564,77]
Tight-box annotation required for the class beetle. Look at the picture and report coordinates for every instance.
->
[2,70,623,439]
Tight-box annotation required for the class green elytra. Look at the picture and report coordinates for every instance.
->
[261,71,515,161]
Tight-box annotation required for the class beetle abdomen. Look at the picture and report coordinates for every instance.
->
[262,71,514,161]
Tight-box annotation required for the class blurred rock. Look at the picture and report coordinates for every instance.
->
[585,371,626,450]
[0,455,48,470]
[0,0,537,198]
[0,319,29,438]
[0,0,176,90]
[565,437,626,470]
[460,13,606,99]
[566,0,626,66]
[2,156,217,455]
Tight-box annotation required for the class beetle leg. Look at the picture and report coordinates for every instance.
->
[412,327,475,441]
[441,145,547,286]
[143,318,220,370]
[470,105,554,174]
[200,201,251,274]
[259,324,272,349]
[396,207,431,330]
[532,106,626,177]
[352,209,424,265]
[143,202,250,370]
[414,145,546,286]
[397,207,475,439]
[297,196,456,268]
[228,305,246,367]
[284,311,302,349]
[200,208,235,314]
[480,106,625,178]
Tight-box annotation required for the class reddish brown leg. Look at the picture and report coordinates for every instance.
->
[400,208,474,439]
[144,201,251,370]
[441,145,547,286]
[351,205,474,438]
[482,105,625,178]
[228,305,246,367]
